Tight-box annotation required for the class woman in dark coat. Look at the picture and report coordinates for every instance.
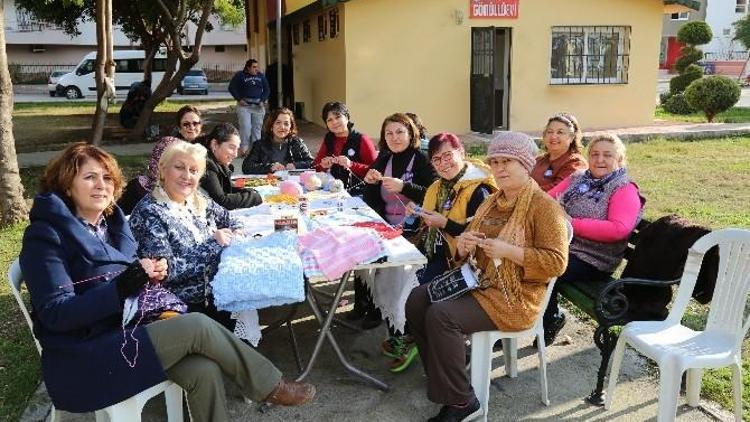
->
[19,143,315,420]
[242,107,314,174]
[200,122,262,209]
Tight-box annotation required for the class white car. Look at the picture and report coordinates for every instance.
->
[47,71,69,97]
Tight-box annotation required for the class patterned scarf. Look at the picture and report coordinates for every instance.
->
[137,136,180,191]
[561,168,628,206]
[470,178,538,306]
[424,164,468,258]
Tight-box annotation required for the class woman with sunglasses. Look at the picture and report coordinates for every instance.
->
[530,112,587,191]
[174,105,204,143]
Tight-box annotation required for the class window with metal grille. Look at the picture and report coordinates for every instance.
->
[318,14,327,41]
[303,20,311,43]
[737,0,747,14]
[670,12,689,20]
[329,8,339,38]
[550,26,630,85]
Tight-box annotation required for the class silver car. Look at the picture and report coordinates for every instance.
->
[47,70,69,97]
[179,69,209,95]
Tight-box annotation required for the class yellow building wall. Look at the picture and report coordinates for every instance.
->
[286,0,317,14]
[343,0,664,137]
[290,7,347,126]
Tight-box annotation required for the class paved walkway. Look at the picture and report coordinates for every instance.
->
[15,120,750,168]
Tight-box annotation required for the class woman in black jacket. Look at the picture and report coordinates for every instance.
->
[363,112,436,224]
[242,107,314,174]
[200,123,262,210]
[352,113,437,336]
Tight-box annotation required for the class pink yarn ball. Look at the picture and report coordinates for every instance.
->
[279,180,304,198]
[299,171,315,184]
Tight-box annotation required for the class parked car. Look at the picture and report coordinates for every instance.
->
[47,71,69,97]
[179,69,209,95]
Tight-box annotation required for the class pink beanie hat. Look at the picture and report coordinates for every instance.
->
[486,131,538,172]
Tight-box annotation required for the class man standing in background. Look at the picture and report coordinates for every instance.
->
[229,59,270,156]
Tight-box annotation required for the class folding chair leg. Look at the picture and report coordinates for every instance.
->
[685,368,702,407]
[501,338,518,378]
[731,362,743,421]
[469,333,493,422]
[604,335,627,410]
[287,320,304,373]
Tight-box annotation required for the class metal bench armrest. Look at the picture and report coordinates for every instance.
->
[595,277,681,325]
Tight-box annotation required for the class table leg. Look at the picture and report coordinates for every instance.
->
[295,271,389,391]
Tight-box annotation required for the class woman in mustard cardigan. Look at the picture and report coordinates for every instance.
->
[405,132,569,422]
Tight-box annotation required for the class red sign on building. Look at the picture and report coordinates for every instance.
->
[469,0,519,19]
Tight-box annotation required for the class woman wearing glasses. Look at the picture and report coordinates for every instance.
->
[415,133,497,288]
[530,112,587,192]
[174,105,204,143]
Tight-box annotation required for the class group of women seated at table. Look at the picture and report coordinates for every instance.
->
[19,100,645,422]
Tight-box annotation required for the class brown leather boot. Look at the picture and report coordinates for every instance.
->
[264,379,316,406]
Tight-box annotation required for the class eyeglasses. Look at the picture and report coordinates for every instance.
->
[431,150,457,165]
[181,121,201,128]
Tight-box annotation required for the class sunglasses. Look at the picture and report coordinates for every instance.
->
[181,121,202,128]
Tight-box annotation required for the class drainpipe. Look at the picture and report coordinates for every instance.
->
[276,0,282,108]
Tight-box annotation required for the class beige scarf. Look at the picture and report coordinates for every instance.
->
[469,178,538,304]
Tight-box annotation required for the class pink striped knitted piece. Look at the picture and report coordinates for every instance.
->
[298,226,384,280]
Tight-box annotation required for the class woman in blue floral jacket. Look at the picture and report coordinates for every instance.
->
[129,140,242,329]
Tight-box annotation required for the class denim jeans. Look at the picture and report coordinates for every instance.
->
[236,103,265,149]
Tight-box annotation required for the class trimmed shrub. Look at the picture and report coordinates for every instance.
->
[674,47,704,73]
[670,64,704,93]
[685,75,741,122]
[677,21,713,46]
[659,91,673,106]
[664,93,697,115]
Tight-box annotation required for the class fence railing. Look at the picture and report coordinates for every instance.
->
[704,51,749,61]
[8,63,77,84]
[9,62,246,84]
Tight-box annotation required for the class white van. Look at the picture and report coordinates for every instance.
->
[55,50,169,100]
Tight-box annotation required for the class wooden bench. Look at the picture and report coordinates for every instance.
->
[557,219,686,406]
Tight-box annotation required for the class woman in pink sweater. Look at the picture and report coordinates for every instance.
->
[540,134,645,346]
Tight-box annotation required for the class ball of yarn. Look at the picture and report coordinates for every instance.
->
[326,179,345,193]
[279,180,304,198]
[299,171,315,185]
[304,174,322,191]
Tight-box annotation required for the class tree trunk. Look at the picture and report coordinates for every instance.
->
[128,0,214,142]
[90,0,114,145]
[0,0,30,226]
[738,52,750,85]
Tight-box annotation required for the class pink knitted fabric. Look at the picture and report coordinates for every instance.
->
[548,175,641,243]
[298,226,384,280]
[486,131,538,171]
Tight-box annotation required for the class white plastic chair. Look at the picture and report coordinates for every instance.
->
[605,228,750,421]
[470,276,558,420]
[7,259,185,422]
[470,221,573,421]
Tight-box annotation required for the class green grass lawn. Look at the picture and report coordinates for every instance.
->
[11,99,235,154]
[655,105,750,124]
[1,138,749,420]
